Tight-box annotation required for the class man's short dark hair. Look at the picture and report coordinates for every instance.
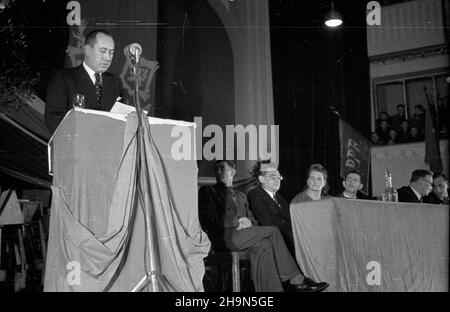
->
[249,159,272,178]
[410,169,433,183]
[344,170,361,180]
[84,29,112,47]
[214,160,235,172]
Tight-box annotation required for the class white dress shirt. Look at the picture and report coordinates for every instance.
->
[342,191,357,199]
[262,187,279,205]
[410,186,422,202]
[83,61,101,85]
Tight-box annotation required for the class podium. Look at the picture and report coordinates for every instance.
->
[44,109,210,291]
[290,198,448,292]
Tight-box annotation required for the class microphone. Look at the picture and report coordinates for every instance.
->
[124,43,143,64]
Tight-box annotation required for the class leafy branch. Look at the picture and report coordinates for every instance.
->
[0,0,39,114]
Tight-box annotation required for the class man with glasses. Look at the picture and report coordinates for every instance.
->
[247,160,295,256]
[397,169,433,203]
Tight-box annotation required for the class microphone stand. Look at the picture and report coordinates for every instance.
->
[128,51,163,292]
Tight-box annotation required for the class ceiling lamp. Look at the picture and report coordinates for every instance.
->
[324,1,343,28]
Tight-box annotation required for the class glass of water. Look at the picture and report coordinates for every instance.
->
[73,94,86,108]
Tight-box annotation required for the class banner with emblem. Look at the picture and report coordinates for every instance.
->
[339,119,371,195]
[64,0,159,110]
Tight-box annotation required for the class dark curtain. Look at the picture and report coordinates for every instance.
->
[155,0,234,177]
[269,0,371,200]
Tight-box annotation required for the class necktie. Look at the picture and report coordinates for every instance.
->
[94,73,102,107]
[273,194,281,207]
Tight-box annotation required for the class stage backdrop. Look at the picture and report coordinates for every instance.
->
[291,198,448,292]
[64,0,159,110]
[44,110,210,291]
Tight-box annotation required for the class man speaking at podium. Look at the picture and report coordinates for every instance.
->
[45,29,124,133]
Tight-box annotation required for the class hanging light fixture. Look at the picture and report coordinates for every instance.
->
[324,0,343,28]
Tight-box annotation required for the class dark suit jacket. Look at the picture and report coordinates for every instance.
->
[397,186,421,203]
[198,183,257,251]
[45,65,124,133]
[423,192,449,205]
[247,186,295,255]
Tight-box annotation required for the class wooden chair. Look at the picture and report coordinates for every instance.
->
[231,250,251,292]
[204,247,251,292]
[18,200,47,288]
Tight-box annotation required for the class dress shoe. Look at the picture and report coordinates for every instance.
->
[285,277,329,292]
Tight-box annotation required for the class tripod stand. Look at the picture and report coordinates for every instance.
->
[126,50,165,292]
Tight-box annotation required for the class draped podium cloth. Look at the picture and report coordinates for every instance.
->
[290,198,448,292]
[44,109,210,292]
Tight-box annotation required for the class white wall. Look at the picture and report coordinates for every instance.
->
[371,140,449,196]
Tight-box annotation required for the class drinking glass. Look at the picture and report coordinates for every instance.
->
[73,94,86,108]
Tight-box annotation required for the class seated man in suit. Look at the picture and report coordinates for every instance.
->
[424,172,449,205]
[246,160,296,257]
[337,170,370,200]
[198,160,328,292]
[397,169,433,203]
[45,29,124,133]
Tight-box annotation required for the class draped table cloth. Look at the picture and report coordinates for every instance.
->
[44,109,210,291]
[290,198,448,292]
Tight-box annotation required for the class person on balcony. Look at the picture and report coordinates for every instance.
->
[391,104,407,132]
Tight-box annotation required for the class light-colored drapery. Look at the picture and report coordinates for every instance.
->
[44,110,210,291]
[291,198,448,292]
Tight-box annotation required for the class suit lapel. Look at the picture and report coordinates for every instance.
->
[277,194,291,219]
[74,65,97,108]
[258,186,288,217]
[100,73,120,111]
[214,184,239,214]
[406,186,420,203]
[259,187,277,207]
[408,187,421,203]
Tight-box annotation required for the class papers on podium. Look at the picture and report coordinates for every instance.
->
[110,101,148,115]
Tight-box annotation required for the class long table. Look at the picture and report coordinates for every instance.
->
[290,198,448,292]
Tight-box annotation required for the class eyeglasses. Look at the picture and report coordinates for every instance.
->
[422,179,433,186]
[264,174,283,181]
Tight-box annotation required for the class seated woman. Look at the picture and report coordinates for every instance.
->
[291,163,331,204]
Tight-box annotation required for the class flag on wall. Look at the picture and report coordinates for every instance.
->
[339,119,371,195]
[423,86,442,173]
